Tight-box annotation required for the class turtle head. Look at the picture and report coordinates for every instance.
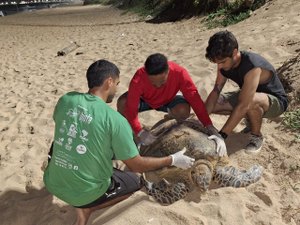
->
[190,160,213,191]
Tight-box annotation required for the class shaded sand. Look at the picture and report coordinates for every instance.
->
[0,1,299,225]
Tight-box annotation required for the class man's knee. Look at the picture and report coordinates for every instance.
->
[248,97,267,116]
[247,103,264,117]
[212,102,233,115]
[117,93,127,114]
[252,93,269,112]
[249,96,283,119]
[170,103,191,120]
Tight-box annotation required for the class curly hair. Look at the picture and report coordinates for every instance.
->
[205,30,238,62]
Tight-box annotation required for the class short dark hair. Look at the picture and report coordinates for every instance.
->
[86,59,120,89]
[144,53,169,75]
[205,30,238,62]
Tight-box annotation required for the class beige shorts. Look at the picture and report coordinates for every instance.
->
[222,91,284,118]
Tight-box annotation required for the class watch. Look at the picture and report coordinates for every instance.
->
[218,131,228,139]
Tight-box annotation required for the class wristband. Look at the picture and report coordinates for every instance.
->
[170,155,175,166]
[218,131,228,139]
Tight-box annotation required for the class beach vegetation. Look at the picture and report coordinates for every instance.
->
[204,0,267,28]
[283,108,300,142]
[84,0,268,25]
[276,53,300,142]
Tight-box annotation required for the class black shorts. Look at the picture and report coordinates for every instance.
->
[120,91,188,113]
[76,168,141,208]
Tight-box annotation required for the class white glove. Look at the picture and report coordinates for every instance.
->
[138,129,157,146]
[170,147,195,169]
[208,135,227,157]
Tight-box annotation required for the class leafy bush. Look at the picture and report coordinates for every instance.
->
[205,0,266,28]
[84,0,267,25]
[283,109,300,131]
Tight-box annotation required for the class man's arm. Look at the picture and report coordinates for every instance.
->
[123,148,195,173]
[124,74,143,135]
[179,69,212,127]
[205,68,227,114]
[221,68,261,134]
[123,155,172,173]
[179,68,227,156]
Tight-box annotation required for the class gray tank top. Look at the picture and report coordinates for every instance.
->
[220,51,288,111]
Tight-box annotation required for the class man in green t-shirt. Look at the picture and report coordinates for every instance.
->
[43,59,195,225]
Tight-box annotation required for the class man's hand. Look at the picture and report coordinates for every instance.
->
[170,147,195,169]
[208,135,227,157]
[138,129,157,146]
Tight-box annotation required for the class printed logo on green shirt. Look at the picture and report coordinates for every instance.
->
[76,144,87,154]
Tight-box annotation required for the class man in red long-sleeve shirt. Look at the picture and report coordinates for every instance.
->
[117,53,226,156]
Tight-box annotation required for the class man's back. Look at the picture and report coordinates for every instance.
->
[44,92,138,206]
[220,51,288,111]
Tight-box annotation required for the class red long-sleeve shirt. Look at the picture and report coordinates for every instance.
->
[124,61,212,134]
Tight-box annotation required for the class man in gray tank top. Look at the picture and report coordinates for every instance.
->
[204,30,288,153]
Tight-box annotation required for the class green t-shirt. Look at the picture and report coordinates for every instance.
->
[43,92,139,206]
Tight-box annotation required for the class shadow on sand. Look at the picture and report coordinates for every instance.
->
[0,186,148,225]
[0,187,74,225]
[226,132,250,155]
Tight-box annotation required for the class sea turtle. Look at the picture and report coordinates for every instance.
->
[140,115,263,205]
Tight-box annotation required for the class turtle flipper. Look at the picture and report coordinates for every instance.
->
[141,176,189,205]
[214,164,263,187]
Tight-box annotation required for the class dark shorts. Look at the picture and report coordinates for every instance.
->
[120,91,188,113]
[222,90,284,118]
[139,95,188,112]
[76,168,141,208]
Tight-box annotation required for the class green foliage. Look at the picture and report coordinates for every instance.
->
[84,0,267,24]
[116,1,170,17]
[283,108,300,130]
[205,7,250,28]
[251,0,267,10]
[283,108,300,141]
[204,0,266,28]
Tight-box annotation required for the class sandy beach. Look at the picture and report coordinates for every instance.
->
[0,1,299,224]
